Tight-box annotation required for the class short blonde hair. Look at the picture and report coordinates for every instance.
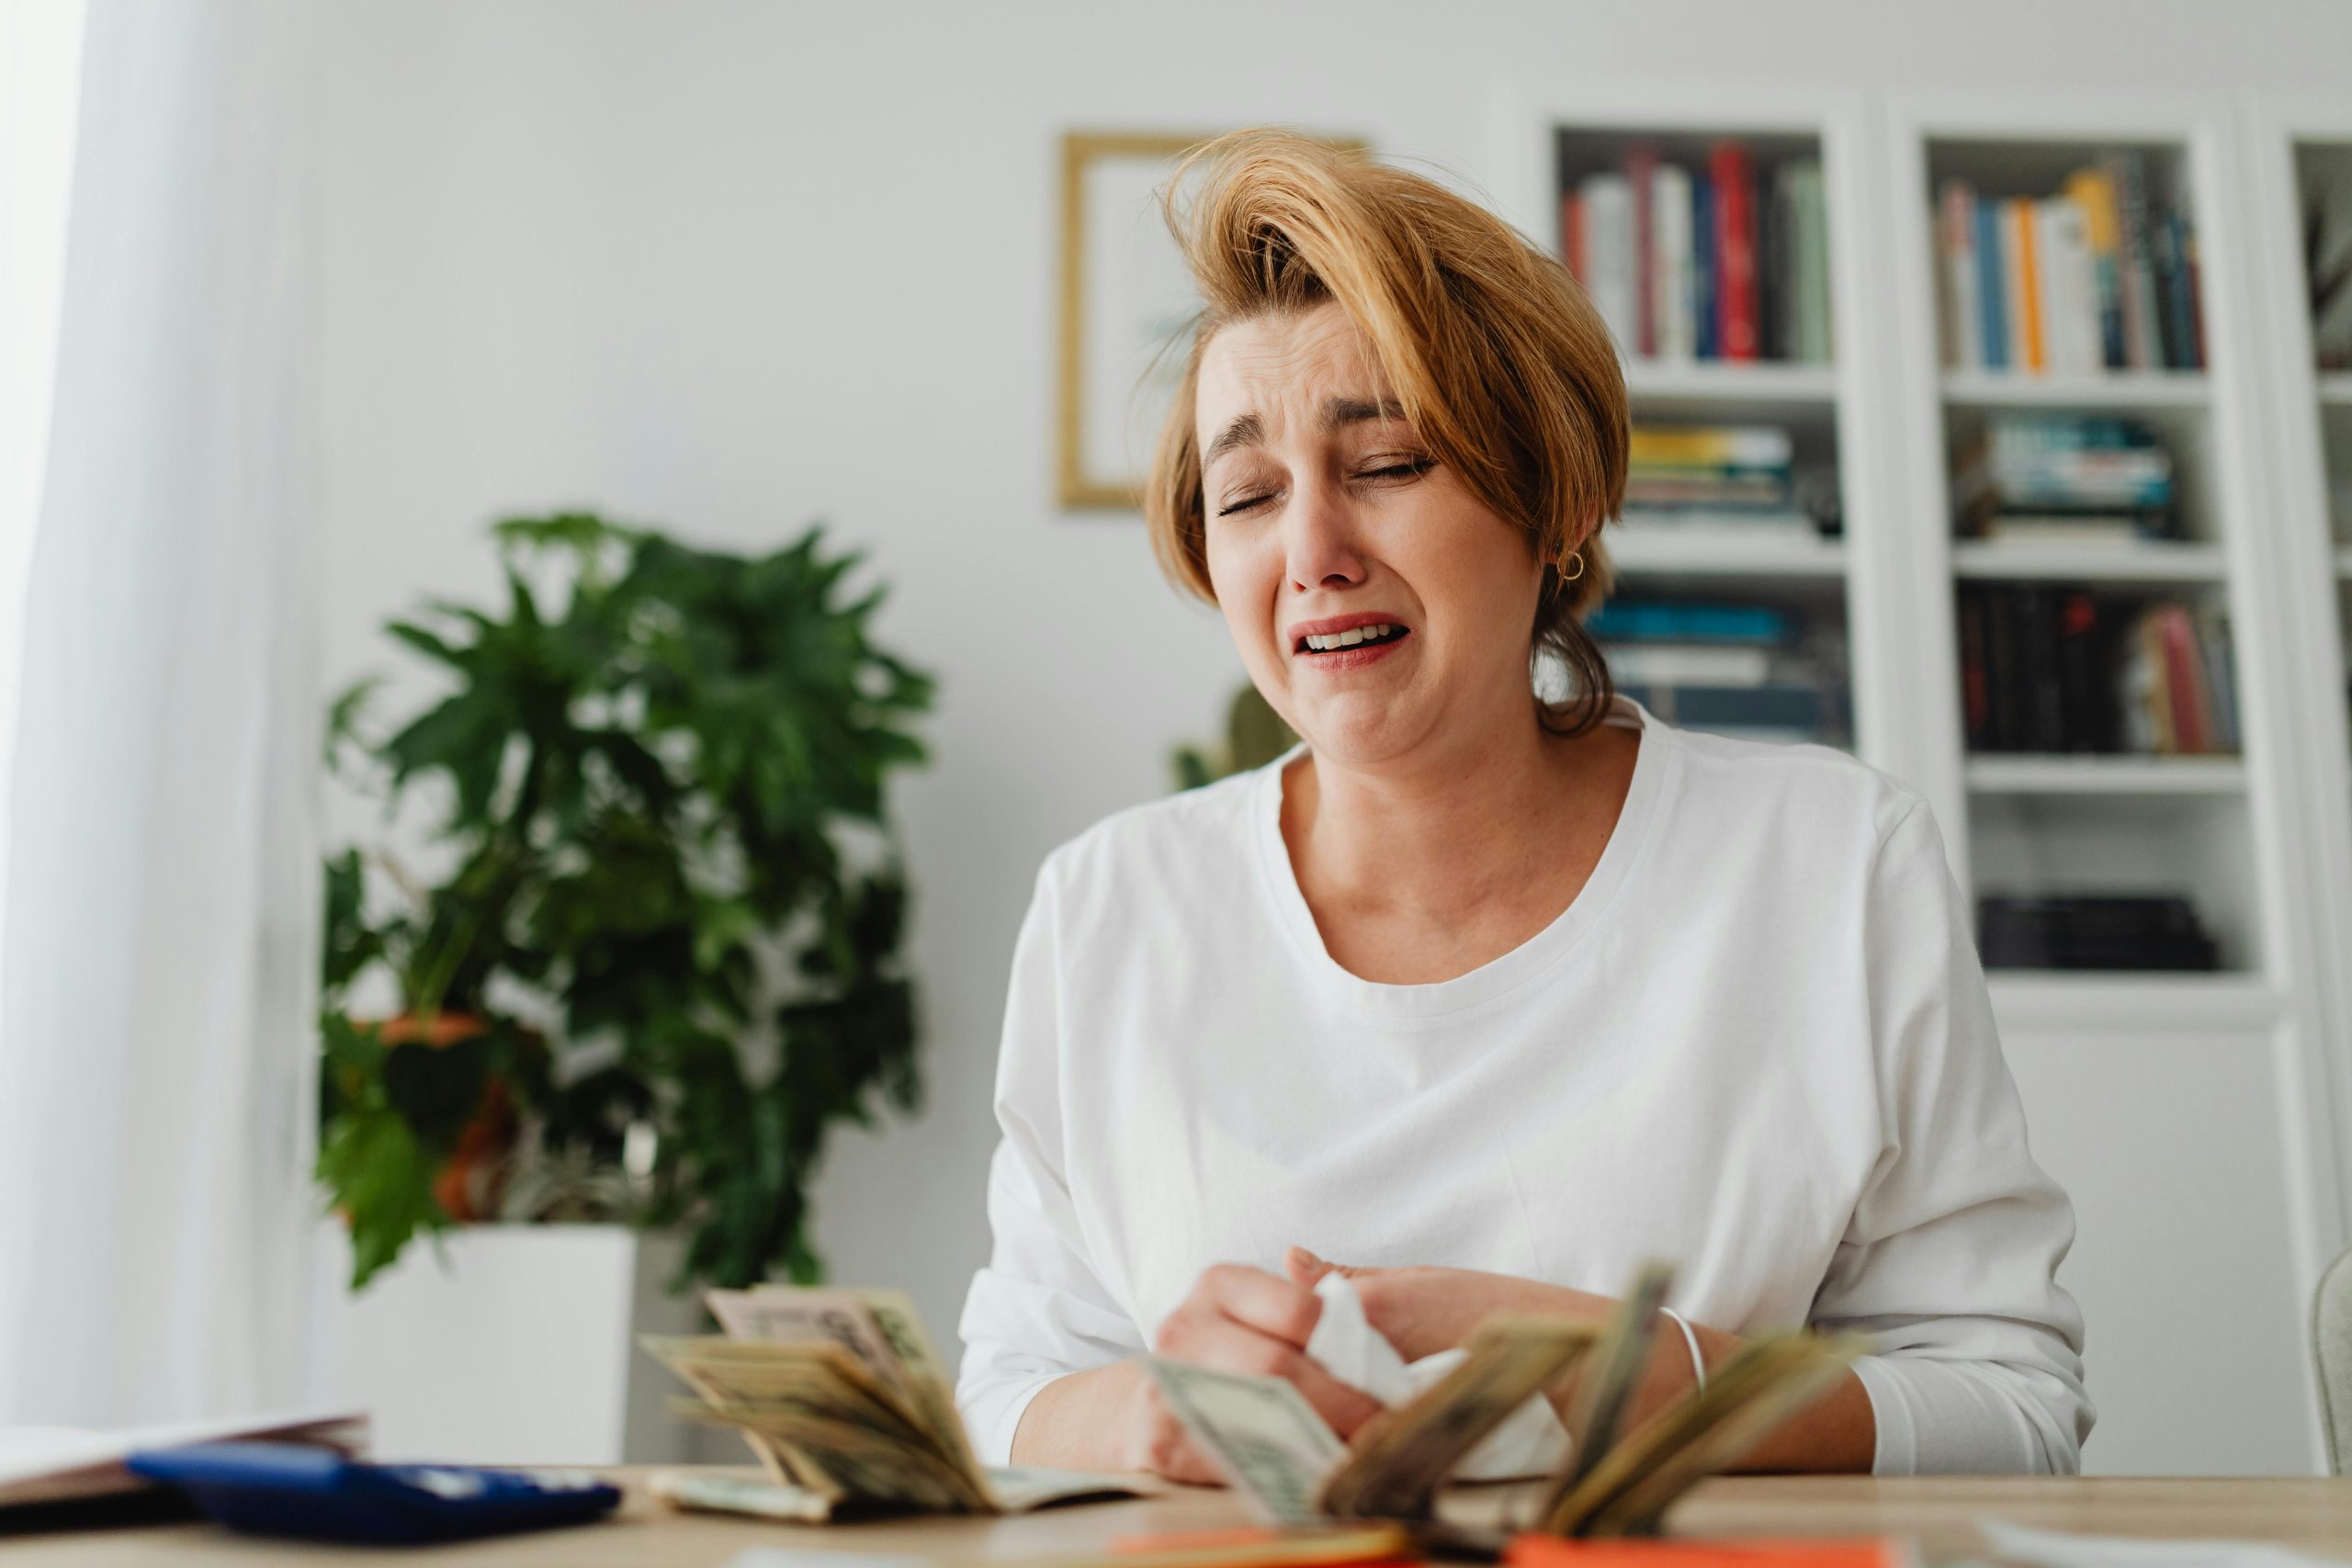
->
[1143,130,1628,735]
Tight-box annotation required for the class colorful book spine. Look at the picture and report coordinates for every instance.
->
[1791,162,1830,363]
[1651,164,1695,359]
[2159,210,2202,371]
[1577,173,1637,352]
[2109,150,2162,370]
[2063,166,2125,368]
[1712,141,1759,360]
[1628,145,1658,357]
[1974,196,2007,369]
[2010,197,2045,373]
[1939,179,1982,370]
[1690,171,1717,360]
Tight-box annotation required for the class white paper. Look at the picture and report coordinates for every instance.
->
[0,1408,367,1508]
[1304,1273,1570,1481]
[1982,1520,2352,1568]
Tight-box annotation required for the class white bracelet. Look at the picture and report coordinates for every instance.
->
[1660,1306,1705,1397]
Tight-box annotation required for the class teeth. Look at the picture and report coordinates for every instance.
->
[1304,623,1399,651]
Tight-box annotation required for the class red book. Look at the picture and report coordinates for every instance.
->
[1710,141,1758,360]
[1626,146,1658,356]
[2159,604,2210,753]
[1561,190,1585,280]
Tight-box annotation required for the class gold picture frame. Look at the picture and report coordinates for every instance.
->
[1057,131,1215,511]
[1057,129,1368,513]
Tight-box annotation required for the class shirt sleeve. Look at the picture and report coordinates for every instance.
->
[1810,800,2096,1475]
[955,859,1148,1466]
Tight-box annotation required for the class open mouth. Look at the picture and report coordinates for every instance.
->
[1295,623,1410,656]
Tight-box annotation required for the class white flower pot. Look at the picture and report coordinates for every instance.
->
[308,1222,719,1464]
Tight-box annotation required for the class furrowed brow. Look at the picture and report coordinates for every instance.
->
[1322,396,1408,431]
[1203,412,1264,468]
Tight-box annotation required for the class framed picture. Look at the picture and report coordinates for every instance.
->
[1057,131,1215,511]
[1057,129,1371,512]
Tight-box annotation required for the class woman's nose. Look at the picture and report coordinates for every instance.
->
[1283,474,1368,592]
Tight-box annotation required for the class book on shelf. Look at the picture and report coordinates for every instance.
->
[1978,894,2220,971]
[1935,150,2202,376]
[2117,601,2239,755]
[1951,414,2177,538]
[1599,597,1848,747]
[1589,600,1793,645]
[1560,139,1829,365]
[1623,423,1837,536]
[1574,172,1639,353]
[1615,681,1842,745]
[1650,162,1696,360]
[1958,586,2238,755]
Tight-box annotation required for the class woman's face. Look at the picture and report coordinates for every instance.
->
[1195,302,1548,768]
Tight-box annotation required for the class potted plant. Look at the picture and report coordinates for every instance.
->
[318,513,933,1295]
[313,513,933,1460]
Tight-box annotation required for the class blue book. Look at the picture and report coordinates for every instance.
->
[1691,171,1717,360]
[1974,197,2007,370]
[2161,212,2201,370]
[1590,601,1791,645]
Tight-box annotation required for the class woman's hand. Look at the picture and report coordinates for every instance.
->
[1012,1261,1385,1484]
[1153,1262,1385,1443]
[1283,1246,1613,1361]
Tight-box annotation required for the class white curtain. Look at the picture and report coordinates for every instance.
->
[0,0,322,1427]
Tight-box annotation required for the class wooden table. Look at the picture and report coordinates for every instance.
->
[6,1472,2351,1565]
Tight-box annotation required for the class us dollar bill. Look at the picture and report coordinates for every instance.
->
[1553,1259,1676,1493]
[1142,1356,1347,1525]
[1317,1316,1597,1521]
[1540,1331,1868,1537]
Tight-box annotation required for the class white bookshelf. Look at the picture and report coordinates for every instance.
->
[1950,539,2228,583]
[1964,753,2247,794]
[1880,98,2285,991]
[1494,86,1879,760]
[1490,78,2352,1478]
[1940,369,2211,408]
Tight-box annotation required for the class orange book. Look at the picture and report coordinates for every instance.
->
[2010,197,2045,372]
[1507,1536,1910,1568]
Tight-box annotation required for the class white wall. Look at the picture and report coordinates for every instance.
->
[315,0,2352,1473]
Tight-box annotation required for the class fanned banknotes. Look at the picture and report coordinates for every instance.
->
[644,1285,1141,1519]
[1148,1261,1864,1537]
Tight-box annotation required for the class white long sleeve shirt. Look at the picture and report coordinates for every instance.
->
[956,701,2092,1474]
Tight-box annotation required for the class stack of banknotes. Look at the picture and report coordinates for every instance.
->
[645,1264,1860,1536]
[644,1285,1144,1520]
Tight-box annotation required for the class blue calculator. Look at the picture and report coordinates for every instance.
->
[124,1441,623,1544]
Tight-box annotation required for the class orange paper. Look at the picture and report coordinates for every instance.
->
[1507,1536,1906,1568]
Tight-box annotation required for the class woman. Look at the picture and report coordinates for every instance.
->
[956,130,2089,1481]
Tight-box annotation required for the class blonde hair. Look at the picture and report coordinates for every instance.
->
[1142,130,1628,735]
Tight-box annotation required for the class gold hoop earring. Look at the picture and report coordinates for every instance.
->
[1558,550,1586,583]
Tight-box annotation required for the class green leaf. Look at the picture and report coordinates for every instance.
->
[317,1103,448,1291]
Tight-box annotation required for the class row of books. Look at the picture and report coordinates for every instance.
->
[1935,152,2204,375]
[1957,587,2238,754]
[1979,895,2220,971]
[1621,423,1838,538]
[1951,413,2178,541]
[1592,599,1849,747]
[1561,143,1831,365]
